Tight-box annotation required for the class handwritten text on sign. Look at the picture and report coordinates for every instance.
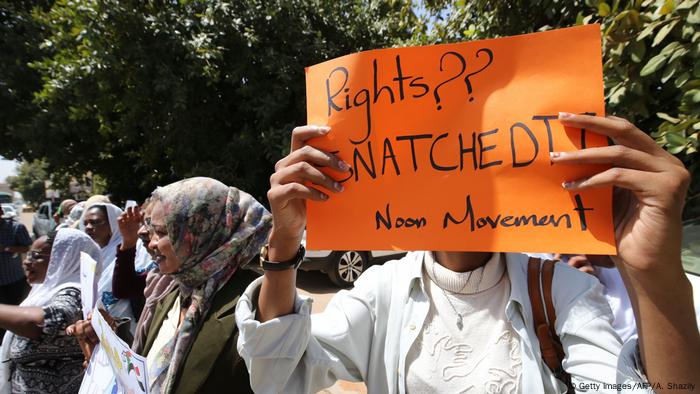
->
[305,25,615,254]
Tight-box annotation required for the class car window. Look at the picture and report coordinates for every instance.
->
[682,221,700,276]
[39,204,48,217]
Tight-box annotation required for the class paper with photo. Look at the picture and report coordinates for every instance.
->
[79,344,119,394]
[79,305,149,393]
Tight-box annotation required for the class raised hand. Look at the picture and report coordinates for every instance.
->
[259,125,349,321]
[118,206,144,250]
[552,113,698,389]
[266,125,349,260]
[552,113,689,274]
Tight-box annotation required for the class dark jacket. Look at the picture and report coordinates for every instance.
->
[141,269,258,394]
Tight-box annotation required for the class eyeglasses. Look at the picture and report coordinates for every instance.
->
[26,250,50,263]
[143,218,168,239]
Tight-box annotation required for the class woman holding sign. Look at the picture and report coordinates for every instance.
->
[0,229,101,394]
[236,114,699,393]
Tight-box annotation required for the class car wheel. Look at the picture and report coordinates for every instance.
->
[328,251,369,287]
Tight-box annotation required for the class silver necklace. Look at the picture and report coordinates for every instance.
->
[431,261,486,330]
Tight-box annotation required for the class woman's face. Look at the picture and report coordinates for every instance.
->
[23,237,51,284]
[148,201,183,274]
[83,206,112,247]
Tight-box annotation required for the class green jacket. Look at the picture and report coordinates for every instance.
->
[142,269,257,394]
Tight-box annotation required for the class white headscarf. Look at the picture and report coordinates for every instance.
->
[79,203,123,268]
[23,229,101,307]
[63,201,86,229]
[0,228,101,394]
[79,203,134,325]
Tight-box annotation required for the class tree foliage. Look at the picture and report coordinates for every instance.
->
[6,160,48,207]
[1,0,416,202]
[0,1,51,158]
[2,0,697,218]
[416,0,700,219]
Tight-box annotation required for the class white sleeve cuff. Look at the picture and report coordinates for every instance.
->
[236,276,313,358]
[616,337,655,393]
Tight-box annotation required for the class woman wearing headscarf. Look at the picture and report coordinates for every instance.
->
[0,229,101,394]
[141,177,271,393]
[66,201,86,229]
[73,177,271,393]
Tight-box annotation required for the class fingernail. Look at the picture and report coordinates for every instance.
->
[550,152,562,159]
[338,161,350,171]
[320,193,328,200]
[562,181,575,189]
[334,182,344,192]
[320,126,331,133]
[559,112,574,119]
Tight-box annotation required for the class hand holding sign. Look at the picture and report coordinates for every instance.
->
[553,113,690,273]
[554,116,699,392]
[261,126,350,321]
[67,312,99,368]
[78,306,149,394]
[305,24,616,254]
[262,24,700,389]
[267,125,350,251]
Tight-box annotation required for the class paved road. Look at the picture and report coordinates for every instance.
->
[297,270,368,394]
[19,211,33,231]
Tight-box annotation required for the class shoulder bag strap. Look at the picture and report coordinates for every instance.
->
[528,257,574,393]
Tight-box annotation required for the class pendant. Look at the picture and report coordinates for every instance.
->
[456,314,463,330]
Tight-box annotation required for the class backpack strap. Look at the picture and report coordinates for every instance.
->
[527,257,574,393]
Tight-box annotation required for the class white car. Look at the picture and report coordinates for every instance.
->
[1,204,17,219]
[300,231,406,287]
[14,199,28,213]
[32,200,60,238]
[681,219,700,329]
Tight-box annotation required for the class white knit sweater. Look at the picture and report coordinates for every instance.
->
[406,252,522,394]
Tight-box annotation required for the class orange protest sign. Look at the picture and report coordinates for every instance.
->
[304,24,615,254]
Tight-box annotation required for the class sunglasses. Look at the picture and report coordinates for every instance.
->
[26,250,50,263]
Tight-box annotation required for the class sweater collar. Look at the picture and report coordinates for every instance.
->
[423,252,504,294]
[406,252,531,311]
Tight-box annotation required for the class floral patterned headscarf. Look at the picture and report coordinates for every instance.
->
[146,177,271,393]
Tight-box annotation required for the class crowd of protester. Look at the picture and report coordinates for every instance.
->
[0,113,696,393]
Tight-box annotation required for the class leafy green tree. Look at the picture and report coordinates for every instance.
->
[0,0,417,203]
[416,0,700,219]
[0,1,51,159]
[6,160,48,207]
[9,0,695,218]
